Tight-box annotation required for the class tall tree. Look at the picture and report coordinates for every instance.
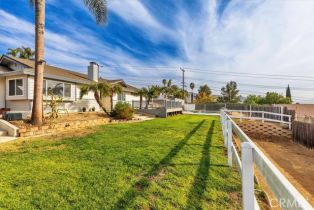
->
[80,82,111,115]
[218,81,240,103]
[189,82,195,103]
[29,0,107,125]
[108,83,123,111]
[6,48,21,57]
[195,84,214,104]
[161,79,172,99]
[19,47,35,59]
[132,88,146,109]
[7,47,35,59]
[162,79,167,87]
[143,86,160,109]
[244,92,291,105]
[286,85,292,101]
[198,85,211,96]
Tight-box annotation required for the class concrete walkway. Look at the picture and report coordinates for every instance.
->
[0,136,17,144]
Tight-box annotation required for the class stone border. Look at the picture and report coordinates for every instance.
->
[18,118,142,138]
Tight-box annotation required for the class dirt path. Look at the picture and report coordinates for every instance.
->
[248,134,314,205]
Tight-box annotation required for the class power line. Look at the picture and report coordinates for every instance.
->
[100,65,314,81]
[100,71,314,92]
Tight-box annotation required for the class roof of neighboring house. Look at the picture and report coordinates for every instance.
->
[0,55,139,92]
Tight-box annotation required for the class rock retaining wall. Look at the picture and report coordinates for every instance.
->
[18,118,141,137]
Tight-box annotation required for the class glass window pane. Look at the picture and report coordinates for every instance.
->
[43,80,46,95]
[16,79,23,95]
[9,80,15,96]
[64,83,71,97]
[47,80,63,97]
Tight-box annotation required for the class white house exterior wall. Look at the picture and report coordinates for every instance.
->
[0,77,5,108]
[6,100,32,112]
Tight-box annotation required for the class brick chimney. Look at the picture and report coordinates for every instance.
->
[88,62,99,82]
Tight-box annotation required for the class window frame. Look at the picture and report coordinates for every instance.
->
[8,78,24,96]
[43,79,72,98]
[117,93,126,101]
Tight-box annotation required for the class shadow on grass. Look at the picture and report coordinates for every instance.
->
[114,120,206,209]
[186,120,216,209]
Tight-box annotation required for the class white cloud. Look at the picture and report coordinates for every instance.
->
[2,0,314,103]
[108,0,174,41]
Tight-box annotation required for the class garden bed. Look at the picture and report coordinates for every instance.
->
[9,112,142,137]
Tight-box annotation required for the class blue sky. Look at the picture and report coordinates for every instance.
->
[1,0,314,103]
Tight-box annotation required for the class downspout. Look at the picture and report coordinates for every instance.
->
[4,76,6,108]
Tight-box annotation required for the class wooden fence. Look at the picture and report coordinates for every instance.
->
[292,121,314,149]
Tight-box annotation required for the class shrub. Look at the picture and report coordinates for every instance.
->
[111,102,134,120]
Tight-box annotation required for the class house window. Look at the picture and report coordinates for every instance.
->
[64,83,71,97]
[117,93,126,101]
[8,79,23,96]
[47,80,63,96]
[43,79,72,98]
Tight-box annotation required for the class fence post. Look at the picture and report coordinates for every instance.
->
[227,120,233,167]
[241,142,255,210]
[262,112,264,123]
[223,113,227,147]
[249,105,252,119]
[280,106,283,122]
[289,116,291,130]
[240,110,243,122]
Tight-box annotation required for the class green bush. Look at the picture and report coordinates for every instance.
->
[111,102,134,120]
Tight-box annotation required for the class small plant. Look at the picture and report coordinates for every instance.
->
[111,102,134,120]
[82,107,86,112]
[44,89,63,119]
[92,107,96,112]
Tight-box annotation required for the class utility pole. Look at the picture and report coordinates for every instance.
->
[180,68,186,102]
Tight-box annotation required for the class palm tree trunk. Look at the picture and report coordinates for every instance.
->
[110,95,113,111]
[145,98,150,109]
[139,95,142,109]
[31,0,45,125]
[191,92,193,103]
[94,91,110,115]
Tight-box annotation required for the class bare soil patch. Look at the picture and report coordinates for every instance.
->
[247,133,314,205]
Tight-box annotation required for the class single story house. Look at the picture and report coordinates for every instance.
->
[0,55,140,118]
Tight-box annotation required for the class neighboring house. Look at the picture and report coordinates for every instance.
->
[0,55,139,118]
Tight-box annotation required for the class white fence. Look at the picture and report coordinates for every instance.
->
[225,109,292,130]
[221,110,313,210]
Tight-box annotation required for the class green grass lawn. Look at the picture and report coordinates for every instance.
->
[0,115,241,209]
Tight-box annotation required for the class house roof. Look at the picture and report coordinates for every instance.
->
[0,55,139,92]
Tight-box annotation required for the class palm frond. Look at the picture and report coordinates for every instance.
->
[83,0,108,24]
[79,85,90,99]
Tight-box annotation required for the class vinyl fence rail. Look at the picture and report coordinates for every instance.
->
[220,110,313,210]
[225,109,292,130]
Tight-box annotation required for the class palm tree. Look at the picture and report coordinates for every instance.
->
[29,0,107,125]
[133,88,146,109]
[190,82,195,103]
[108,83,123,111]
[19,47,35,59]
[80,82,110,115]
[6,48,20,57]
[161,79,172,99]
[162,79,167,87]
[143,86,160,109]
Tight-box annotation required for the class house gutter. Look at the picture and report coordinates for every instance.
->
[0,69,92,85]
